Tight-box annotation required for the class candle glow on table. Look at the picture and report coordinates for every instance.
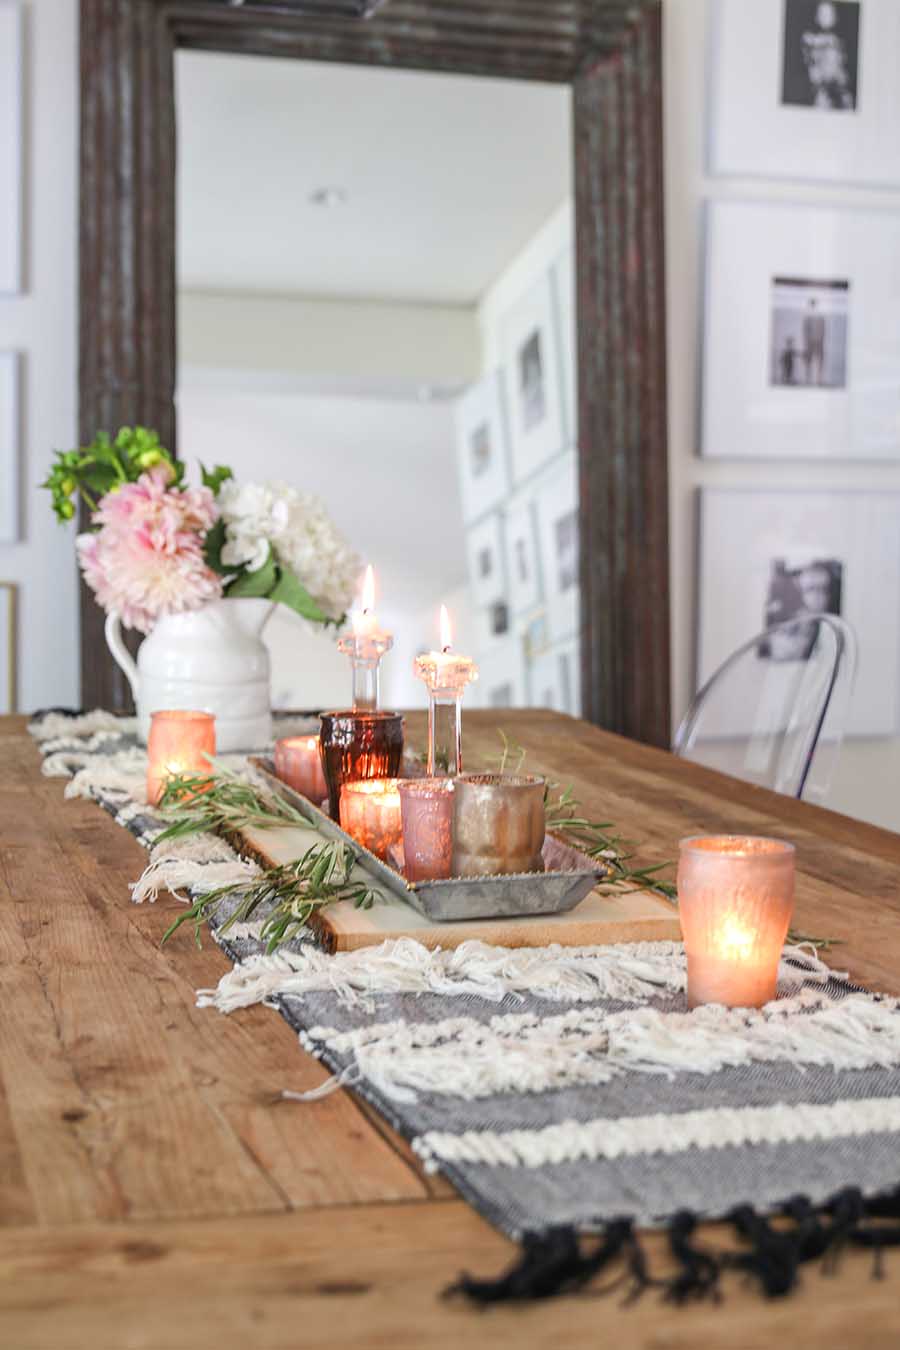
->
[339,778,403,862]
[677,835,795,1009]
[336,565,393,710]
[273,734,327,805]
[413,605,478,777]
[398,777,454,881]
[146,709,216,806]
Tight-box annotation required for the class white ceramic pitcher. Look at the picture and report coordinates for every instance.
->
[105,597,275,751]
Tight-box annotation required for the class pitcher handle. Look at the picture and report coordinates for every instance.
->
[104,612,140,701]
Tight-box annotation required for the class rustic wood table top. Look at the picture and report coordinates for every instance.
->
[3,709,900,1349]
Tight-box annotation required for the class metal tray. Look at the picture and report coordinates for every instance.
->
[250,757,605,923]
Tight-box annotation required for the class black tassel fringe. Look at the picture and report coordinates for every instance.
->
[445,1184,900,1307]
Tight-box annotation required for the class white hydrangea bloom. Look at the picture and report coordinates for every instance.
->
[218,480,360,622]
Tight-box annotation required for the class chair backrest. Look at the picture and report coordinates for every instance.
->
[674,615,857,802]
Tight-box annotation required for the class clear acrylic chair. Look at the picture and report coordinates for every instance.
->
[674,615,857,802]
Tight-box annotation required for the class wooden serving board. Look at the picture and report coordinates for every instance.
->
[238,824,681,953]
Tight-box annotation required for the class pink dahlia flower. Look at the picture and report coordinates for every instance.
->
[77,468,222,632]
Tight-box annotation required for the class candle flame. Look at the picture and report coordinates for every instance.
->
[715,915,756,962]
[361,564,375,614]
[439,604,452,653]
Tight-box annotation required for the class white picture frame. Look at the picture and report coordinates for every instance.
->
[465,511,506,609]
[709,0,900,187]
[503,498,542,613]
[552,246,577,446]
[702,200,900,461]
[0,581,17,714]
[528,638,581,717]
[454,370,511,525]
[0,3,22,295]
[0,352,19,542]
[472,637,527,710]
[500,273,566,486]
[698,488,900,737]
[536,452,579,641]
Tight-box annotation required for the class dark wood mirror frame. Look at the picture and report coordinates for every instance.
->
[79,0,670,747]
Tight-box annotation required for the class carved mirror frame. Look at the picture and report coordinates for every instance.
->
[79,0,670,747]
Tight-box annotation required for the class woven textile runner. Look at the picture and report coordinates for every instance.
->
[32,712,900,1301]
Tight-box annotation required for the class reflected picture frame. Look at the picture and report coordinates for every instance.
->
[0,2,22,295]
[698,486,900,737]
[454,370,511,526]
[702,200,900,460]
[536,452,580,641]
[709,0,900,186]
[527,637,581,717]
[504,497,542,614]
[501,272,566,486]
[0,580,17,713]
[465,510,506,609]
[0,351,19,541]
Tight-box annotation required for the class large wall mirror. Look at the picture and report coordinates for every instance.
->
[79,0,670,746]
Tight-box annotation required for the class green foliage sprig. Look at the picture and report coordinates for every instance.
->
[162,840,378,953]
[153,763,309,845]
[43,426,182,521]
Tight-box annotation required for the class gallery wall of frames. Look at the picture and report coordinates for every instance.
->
[454,207,579,717]
[697,0,900,751]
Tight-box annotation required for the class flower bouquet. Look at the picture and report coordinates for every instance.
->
[45,425,359,632]
[45,426,361,747]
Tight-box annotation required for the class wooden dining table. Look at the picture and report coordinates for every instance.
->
[2,707,900,1348]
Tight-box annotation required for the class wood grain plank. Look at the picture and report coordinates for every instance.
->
[0,1204,899,1350]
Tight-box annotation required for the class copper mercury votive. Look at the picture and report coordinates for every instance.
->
[318,710,404,821]
[273,733,327,805]
[146,709,216,807]
[339,778,403,862]
[398,777,454,881]
[451,773,546,877]
[677,835,796,1009]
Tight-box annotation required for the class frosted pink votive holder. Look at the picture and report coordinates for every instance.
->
[398,778,454,881]
[677,835,795,1010]
[274,734,327,805]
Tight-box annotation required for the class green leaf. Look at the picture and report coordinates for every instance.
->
[268,563,330,625]
[203,518,229,574]
[225,548,277,598]
[200,462,234,495]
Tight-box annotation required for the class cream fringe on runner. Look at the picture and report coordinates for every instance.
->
[196,938,835,1017]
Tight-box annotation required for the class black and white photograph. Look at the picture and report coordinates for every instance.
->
[501,273,565,484]
[758,556,844,660]
[770,276,849,389]
[454,371,510,524]
[710,0,900,186]
[554,507,578,591]
[504,499,542,612]
[699,487,900,736]
[517,330,545,431]
[489,600,509,637]
[781,0,860,112]
[536,454,580,640]
[465,511,506,608]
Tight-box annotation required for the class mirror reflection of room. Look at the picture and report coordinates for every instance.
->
[176,53,575,717]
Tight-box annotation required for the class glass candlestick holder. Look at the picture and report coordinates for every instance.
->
[336,632,393,711]
[413,652,478,777]
[319,710,404,821]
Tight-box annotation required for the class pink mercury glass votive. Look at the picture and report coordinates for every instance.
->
[146,709,216,806]
[274,734,327,806]
[398,778,454,881]
[677,836,796,1009]
[339,778,403,862]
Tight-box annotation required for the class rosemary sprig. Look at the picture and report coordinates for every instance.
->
[161,840,379,953]
[154,762,308,844]
[543,778,678,900]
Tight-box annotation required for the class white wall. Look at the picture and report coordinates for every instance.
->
[0,0,78,714]
[663,0,900,830]
[177,381,470,712]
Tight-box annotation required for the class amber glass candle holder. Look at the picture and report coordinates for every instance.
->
[398,778,454,881]
[274,734,327,805]
[339,778,403,861]
[677,836,796,1010]
[146,709,216,806]
[451,773,546,877]
[319,710,404,821]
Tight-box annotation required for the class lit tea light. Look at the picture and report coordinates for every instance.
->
[413,605,478,776]
[337,565,393,710]
[274,734,327,805]
[339,778,403,862]
[398,777,455,881]
[677,835,796,1009]
[146,709,216,806]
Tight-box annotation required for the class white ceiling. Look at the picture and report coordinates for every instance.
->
[176,51,571,305]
